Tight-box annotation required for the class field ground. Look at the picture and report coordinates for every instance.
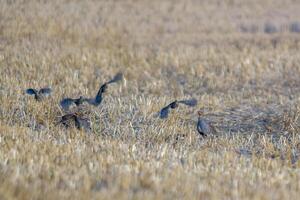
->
[1,0,300,199]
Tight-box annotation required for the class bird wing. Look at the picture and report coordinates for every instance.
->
[169,101,178,109]
[92,73,122,105]
[197,119,210,136]
[107,72,123,84]
[60,98,75,111]
[39,88,52,95]
[178,98,197,107]
[26,88,38,95]
[159,105,170,119]
[93,84,107,105]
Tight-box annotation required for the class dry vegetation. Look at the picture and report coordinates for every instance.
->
[1,0,300,199]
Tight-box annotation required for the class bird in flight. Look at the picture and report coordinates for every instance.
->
[58,113,91,132]
[159,98,197,119]
[86,72,122,106]
[197,111,215,137]
[60,72,123,111]
[60,96,87,111]
[25,87,52,101]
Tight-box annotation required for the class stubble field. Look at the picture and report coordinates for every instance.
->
[1,0,300,199]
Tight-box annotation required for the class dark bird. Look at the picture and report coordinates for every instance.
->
[197,111,215,137]
[60,72,123,111]
[58,113,91,132]
[159,98,197,119]
[84,83,108,106]
[25,87,52,101]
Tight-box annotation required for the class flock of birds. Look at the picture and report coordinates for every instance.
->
[26,72,215,137]
[24,72,300,164]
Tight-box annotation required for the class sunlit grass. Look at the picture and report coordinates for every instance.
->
[1,0,300,199]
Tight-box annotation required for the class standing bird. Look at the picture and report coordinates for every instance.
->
[60,72,123,111]
[197,111,215,137]
[25,87,52,101]
[58,113,91,132]
[159,98,197,119]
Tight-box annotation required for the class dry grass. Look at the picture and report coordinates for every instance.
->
[1,0,300,199]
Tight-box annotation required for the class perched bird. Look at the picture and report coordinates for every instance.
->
[25,87,52,101]
[159,98,197,119]
[58,113,91,132]
[60,72,123,111]
[197,111,215,137]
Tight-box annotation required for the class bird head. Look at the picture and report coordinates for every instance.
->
[198,111,204,116]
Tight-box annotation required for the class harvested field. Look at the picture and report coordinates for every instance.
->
[1,0,300,199]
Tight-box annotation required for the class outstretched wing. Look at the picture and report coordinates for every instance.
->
[26,88,38,95]
[159,105,170,119]
[39,88,52,96]
[60,98,75,111]
[178,98,197,107]
[107,72,123,84]
[169,101,179,109]
[93,83,107,106]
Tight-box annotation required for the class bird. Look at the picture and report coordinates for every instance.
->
[25,87,52,101]
[85,72,123,106]
[60,72,123,111]
[197,111,215,137]
[60,96,87,111]
[159,98,197,119]
[58,113,91,132]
